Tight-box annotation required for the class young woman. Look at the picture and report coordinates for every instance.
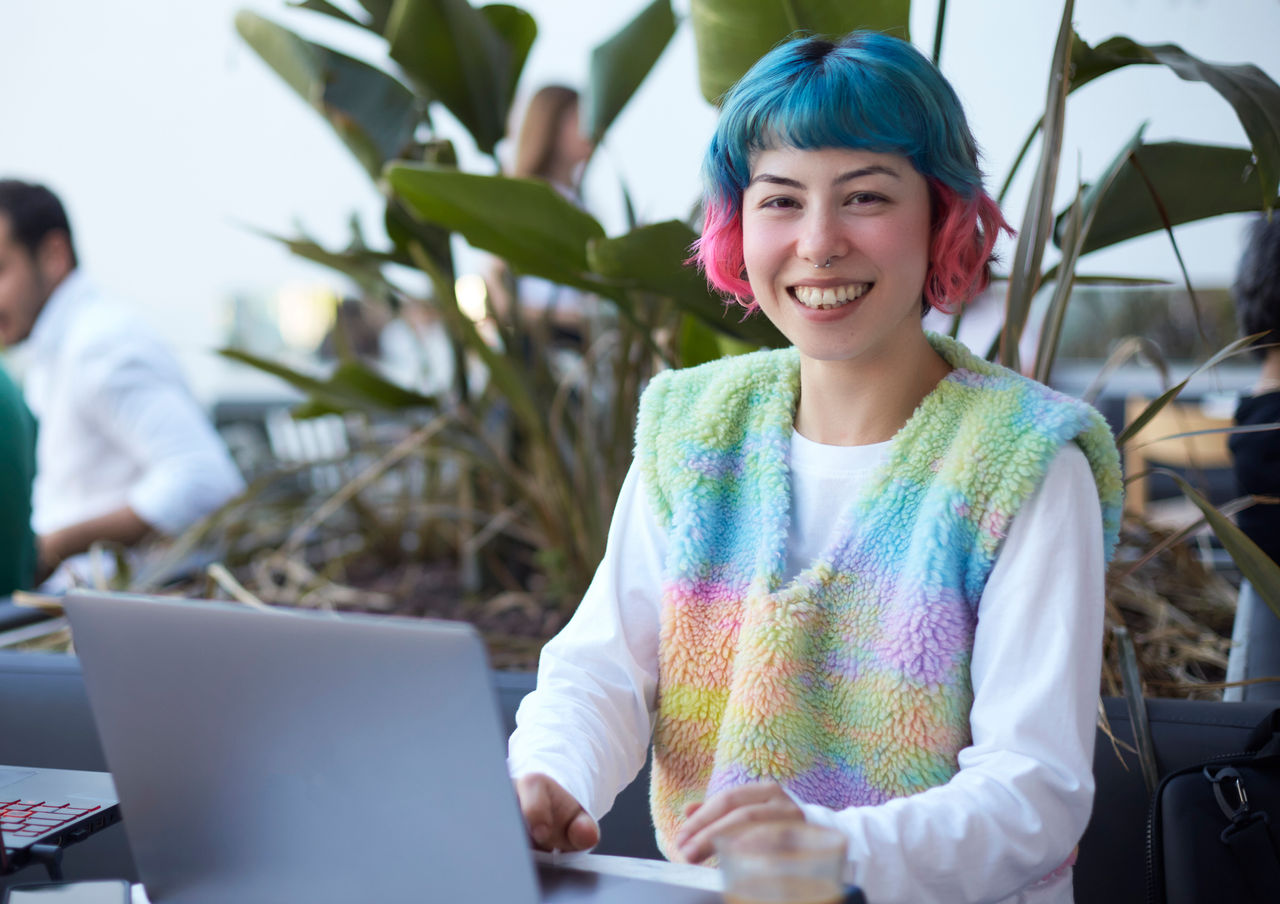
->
[508,32,1123,904]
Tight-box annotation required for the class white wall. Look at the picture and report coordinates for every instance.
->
[1,0,1275,399]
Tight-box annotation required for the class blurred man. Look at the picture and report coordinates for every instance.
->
[0,179,244,586]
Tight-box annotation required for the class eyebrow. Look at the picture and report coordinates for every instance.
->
[748,165,902,189]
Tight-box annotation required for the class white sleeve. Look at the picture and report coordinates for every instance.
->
[507,461,664,820]
[797,444,1104,904]
[82,343,244,535]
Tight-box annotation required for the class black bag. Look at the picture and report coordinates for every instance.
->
[1148,709,1280,904]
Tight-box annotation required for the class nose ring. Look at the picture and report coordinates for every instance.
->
[814,257,833,269]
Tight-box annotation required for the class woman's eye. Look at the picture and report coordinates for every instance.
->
[761,196,799,209]
[847,192,885,206]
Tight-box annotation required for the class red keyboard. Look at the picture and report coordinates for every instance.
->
[0,798,101,842]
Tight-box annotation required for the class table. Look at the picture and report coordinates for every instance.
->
[129,852,723,903]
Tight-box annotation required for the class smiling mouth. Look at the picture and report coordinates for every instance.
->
[791,283,871,310]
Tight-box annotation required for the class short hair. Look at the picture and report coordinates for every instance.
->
[0,179,77,267]
[512,85,580,181]
[1233,214,1280,358]
[694,32,1011,314]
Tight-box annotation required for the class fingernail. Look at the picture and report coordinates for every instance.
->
[533,825,549,845]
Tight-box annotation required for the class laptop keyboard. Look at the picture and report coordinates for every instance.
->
[0,798,102,841]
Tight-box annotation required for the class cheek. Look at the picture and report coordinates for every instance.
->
[867,216,932,286]
[741,217,786,277]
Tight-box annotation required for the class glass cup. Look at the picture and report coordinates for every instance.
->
[715,821,849,904]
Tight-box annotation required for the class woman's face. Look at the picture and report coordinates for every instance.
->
[740,146,932,368]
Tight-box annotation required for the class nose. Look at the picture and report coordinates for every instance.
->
[795,204,849,267]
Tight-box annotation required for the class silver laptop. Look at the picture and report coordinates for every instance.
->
[65,591,538,904]
[0,766,119,874]
[63,591,720,904]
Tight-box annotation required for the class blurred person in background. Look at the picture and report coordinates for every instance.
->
[0,362,36,595]
[487,85,597,347]
[0,179,244,588]
[1229,213,1280,564]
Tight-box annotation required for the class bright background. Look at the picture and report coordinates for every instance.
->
[2,0,1276,399]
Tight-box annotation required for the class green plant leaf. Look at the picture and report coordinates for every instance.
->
[999,0,1073,371]
[386,164,606,290]
[289,0,368,28]
[1053,143,1275,255]
[384,0,525,155]
[385,197,455,279]
[1116,335,1259,445]
[1073,37,1280,209]
[354,0,395,32]
[252,227,398,296]
[235,10,418,177]
[481,4,538,104]
[586,220,787,347]
[689,0,910,104]
[586,0,676,144]
[678,315,726,367]
[1034,126,1146,383]
[1159,472,1280,619]
[219,349,438,413]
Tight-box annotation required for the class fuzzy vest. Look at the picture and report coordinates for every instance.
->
[635,334,1123,858]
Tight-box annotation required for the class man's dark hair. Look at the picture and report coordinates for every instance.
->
[1234,214,1280,358]
[0,179,77,267]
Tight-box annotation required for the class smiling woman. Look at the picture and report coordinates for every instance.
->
[507,31,1124,904]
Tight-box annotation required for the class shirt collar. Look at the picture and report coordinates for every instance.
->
[26,269,89,355]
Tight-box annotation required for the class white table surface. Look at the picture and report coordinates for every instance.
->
[129,852,721,901]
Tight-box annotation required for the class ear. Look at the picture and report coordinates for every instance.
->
[35,231,73,284]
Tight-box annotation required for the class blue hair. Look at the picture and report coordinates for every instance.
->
[705,32,982,212]
[696,32,1009,311]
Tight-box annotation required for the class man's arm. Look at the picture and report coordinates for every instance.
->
[36,505,151,583]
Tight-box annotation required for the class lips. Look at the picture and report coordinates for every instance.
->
[791,282,871,310]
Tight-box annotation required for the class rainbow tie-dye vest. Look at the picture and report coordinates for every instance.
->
[635,334,1122,857]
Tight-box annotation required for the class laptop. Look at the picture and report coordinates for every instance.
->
[0,766,119,875]
[63,591,719,904]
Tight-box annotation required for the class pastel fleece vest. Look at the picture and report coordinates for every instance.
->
[635,334,1123,857]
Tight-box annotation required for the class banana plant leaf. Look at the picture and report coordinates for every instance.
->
[586,0,676,144]
[385,198,456,280]
[386,164,607,292]
[999,0,1073,371]
[219,349,438,414]
[357,0,395,32]
[289,0,367,28]
[586,220,787,348]
[235,11,419,178]
[253,228,400,297]
[689,0,910,104]
[384,0,535,156]
[1053,143,1276,256]
[477,4,538,105]
[1001,34,1280,210]
[1080,37,1280,208]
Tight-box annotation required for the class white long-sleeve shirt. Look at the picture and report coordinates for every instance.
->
[509,431,1105,904]
[21,271,244,540]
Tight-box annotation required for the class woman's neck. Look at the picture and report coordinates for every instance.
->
[793,332,952,446]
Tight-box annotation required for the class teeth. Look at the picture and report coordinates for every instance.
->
[793,283,870,310]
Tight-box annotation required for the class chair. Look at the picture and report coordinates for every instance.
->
[1225,579,1280,702]
[1122,396,1235,526]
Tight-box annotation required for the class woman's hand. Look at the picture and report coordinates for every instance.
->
[514,772,600,852]
[672,781,806,864]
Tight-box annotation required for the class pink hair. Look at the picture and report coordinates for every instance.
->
[692,182,1013,313]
